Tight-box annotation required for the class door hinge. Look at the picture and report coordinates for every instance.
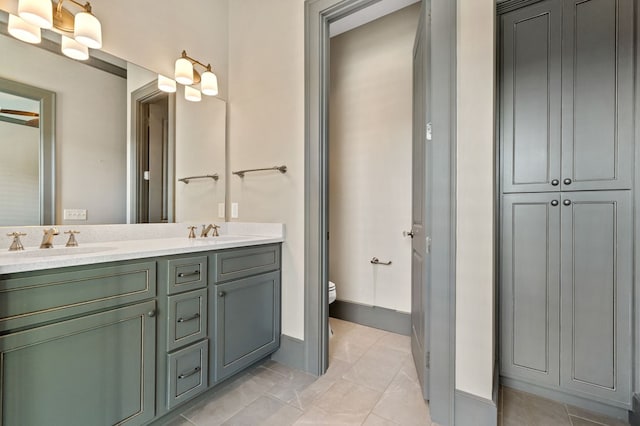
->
[426,351,430,369]
[426,122,432,141]
[426,236,431,254]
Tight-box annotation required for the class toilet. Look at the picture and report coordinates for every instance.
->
[328,281,337,336]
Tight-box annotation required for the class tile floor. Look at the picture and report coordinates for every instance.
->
[163,318,431,425]
[499,386,630,426]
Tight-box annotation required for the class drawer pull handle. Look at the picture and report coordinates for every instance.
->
[178,366,201,379]
[178,270,200,278]
[177,313,201,323]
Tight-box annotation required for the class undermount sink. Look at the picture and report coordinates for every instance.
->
[4,246,116,258]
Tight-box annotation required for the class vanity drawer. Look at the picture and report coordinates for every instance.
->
[0,261,156,332]
[167,340,208,409]
[167,256,207,295]
[214,244,280,283]
[167,288,207,352]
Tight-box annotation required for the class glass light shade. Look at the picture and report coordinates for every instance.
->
[74,12,102,49]
[201,71,219,96]
[175,58,194,85]
[157,75,176,93]
[18,0,53,29]
[8,14,41,44]
[184,86,201,102]
[61,35,89,61]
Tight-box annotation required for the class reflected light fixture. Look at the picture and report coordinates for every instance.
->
[184,86,202,102]
[8,14,42,44]
[158,50,219,101]
[10,0,104,61]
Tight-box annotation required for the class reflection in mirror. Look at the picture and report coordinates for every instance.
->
[0,77,54,225]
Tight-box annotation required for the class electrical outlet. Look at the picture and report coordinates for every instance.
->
[64,209,87,221]
[218,203,225,218]
[231,203,239,219]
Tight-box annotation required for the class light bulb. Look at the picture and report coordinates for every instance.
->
[175,57,194,85]
[8,14,41,44]
[61,35,89,61]
[185,86,201,102]
[201,71,219,96]
[74,12,102,49]
[158,75,176,93]
[18,0,53,29]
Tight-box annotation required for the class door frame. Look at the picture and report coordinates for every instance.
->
[303,0,457,423]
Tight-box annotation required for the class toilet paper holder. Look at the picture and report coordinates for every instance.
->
[370,257,392,266]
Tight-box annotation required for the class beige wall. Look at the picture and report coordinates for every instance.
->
[228,0,305,339]
[0,121,39,225]
[455,0,496,400]
[0,34,127,225]
[329,5,419,313]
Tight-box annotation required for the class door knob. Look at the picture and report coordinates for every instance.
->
[403,230,415,238]
[563,178,572,185]
[563,199,572,206]
[550,200,559,206]
[551,179,559,186]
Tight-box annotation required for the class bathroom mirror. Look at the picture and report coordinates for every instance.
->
[0,28,226,226]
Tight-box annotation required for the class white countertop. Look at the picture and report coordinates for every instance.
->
[0,223,284,275]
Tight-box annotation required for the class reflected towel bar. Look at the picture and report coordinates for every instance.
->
[232,165,287,178]
[370,257,392,266]
[178,174,219,184]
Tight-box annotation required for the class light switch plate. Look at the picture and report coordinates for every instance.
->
[64,209,87,220]
[218,203,225,218]
[231,203,239,219]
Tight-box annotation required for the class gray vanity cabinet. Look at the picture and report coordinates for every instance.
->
[501,0,633,193]
[500,191,633,406]
[0,300,157,426]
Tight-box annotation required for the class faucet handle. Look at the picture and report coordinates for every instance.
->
[64,230,80,247]
[211,224,220,237]
[187,226,197,239]
[7,232,26,252]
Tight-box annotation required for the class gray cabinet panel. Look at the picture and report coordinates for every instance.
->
[167,255,207,295]
[167,340,208,409]
[214,244,280,283]
[167,288,208,352]
[0,301,156,426]
[560,191,632,406]
[501,193,560,385]
[501,0,562,193]
[561,0,634,191]
[213,271,281,382]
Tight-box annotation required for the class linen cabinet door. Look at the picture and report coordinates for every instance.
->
[561,0,634,191]
[560,191,632,406]
[500,0,562,193]
[500,193,560,385]
[0,301,157,426]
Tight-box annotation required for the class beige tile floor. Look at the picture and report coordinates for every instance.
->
[499,386,630,426]
[163,318,431,426]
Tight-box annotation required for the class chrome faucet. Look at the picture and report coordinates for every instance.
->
[200,224,220,238]
[40,227,59,249]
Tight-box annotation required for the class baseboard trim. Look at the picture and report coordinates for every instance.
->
[270,334,306,371]
[329,300,411,335]
[629,393,640,426]
[455,389,498,426]
[501,376,630,421]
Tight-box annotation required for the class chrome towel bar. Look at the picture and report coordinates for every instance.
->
[178,174,219,184]
[232,165,287,177]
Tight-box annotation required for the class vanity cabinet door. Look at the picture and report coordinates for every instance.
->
[0,301,156,426]
[212,271,281,382]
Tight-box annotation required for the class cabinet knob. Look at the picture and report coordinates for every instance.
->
[550,200,559,206]
[563,199,572,206]
[563,178,572,185]
[218,291,225,298]
[147,310,156,317]
[551,179,559,186]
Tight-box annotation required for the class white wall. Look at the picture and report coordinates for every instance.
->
[329,5,418,313]
[0,121,39,225]
[456,0,496,400]
[228,0,305,339]
[0,34,127,225]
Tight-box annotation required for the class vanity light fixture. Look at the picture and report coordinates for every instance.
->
[7,14,42,44]
[158,50,219,100]
[10,0,103,60]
